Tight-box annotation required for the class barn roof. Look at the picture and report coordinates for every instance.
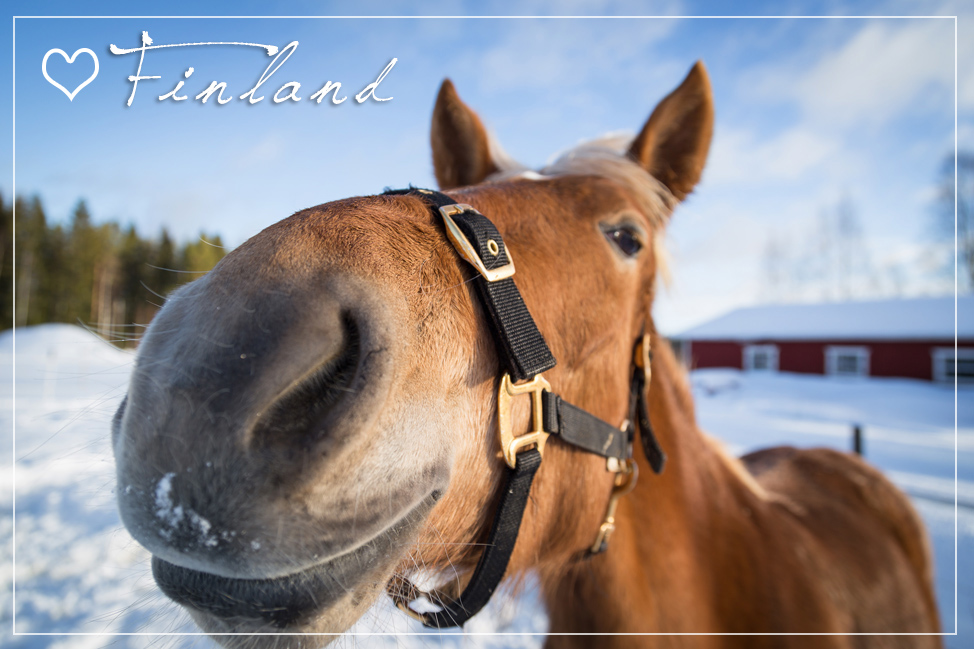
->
[675,296,974,341]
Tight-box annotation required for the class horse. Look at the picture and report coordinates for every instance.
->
[112,62,942,647]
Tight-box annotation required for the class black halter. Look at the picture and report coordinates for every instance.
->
[383,187,666,628]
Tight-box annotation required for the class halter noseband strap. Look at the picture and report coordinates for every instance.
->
[382,187,665,628]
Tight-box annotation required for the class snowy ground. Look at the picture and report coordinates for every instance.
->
[1,325,971,647]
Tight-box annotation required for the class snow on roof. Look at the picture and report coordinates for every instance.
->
[675,296,974,341]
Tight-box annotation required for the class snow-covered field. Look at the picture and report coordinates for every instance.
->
[2,325,971,647]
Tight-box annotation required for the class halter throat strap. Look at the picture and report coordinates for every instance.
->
[382,187,664,628]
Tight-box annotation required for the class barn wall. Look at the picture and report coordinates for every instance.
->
[780,339,971,380]
[689,340,829,374]
[684,338,974,381]
[688,341,742,369]
[777,342,825,374]
[866,340,967,380]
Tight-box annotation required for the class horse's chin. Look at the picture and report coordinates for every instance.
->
[152,489,442,645]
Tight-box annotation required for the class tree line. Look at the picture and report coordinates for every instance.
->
[761,151,974,300]
[761,194,879,302]
[0,193,227,346]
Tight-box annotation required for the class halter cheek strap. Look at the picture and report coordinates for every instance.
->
[382,187,665,628]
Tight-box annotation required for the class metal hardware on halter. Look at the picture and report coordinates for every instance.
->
[439,204,516,282]
[631,331,666,475]
[634,333,652,380]
[590,458,639,555]
[606,420,629,472]
[497,373,551,469]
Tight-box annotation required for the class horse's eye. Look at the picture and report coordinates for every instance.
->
[601,224,644,257]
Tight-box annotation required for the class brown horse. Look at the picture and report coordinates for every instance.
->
[112,62,942,647]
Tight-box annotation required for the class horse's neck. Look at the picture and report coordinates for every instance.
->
[542,340,770,643]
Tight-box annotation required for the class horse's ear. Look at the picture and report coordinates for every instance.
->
[431,79,499,190]
[627,61,714,202]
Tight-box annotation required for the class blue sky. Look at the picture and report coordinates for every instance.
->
[2,1,971,333]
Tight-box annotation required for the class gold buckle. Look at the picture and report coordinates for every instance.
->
[439,204,516,282]
[590,458,638,554]
[633,334,650,369]
[634,333,652,383]
[497,373,551,469]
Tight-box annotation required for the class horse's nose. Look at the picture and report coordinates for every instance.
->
[114,274,403,578]
[246,310,362,450]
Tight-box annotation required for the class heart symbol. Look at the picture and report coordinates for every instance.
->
[42,48,99,101]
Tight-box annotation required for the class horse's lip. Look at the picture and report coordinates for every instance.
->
[152,552,337,628]
[151,489,443,628]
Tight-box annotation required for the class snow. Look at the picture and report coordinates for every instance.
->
[2,325,971,647]
[152,473,219,548]
[675,295,974,340]
[154,472,183,537]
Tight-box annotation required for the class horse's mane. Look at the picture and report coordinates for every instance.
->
[487,132,676,285]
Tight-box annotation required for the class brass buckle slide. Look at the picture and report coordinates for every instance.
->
[590,458,638,554]
[497,373,551,469]
[439,204,516,283]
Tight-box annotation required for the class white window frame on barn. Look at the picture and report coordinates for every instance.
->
[932,347,974,384]
[743,344,778,372]
[825,346,870,378]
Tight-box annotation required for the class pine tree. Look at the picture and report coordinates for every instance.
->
[14,196,47,326]
[0,193,12,329]
[151,228,179,301]
[180,233,227,282]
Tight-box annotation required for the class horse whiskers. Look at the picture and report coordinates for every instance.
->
[426,522,467,591]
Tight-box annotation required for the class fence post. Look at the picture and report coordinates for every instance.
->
[852,424,863,456]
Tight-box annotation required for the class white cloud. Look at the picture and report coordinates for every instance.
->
[948,2,974,111]
[742,17,954,133]
[788,19,953,128]
[703,125,838,186]
[472,17,681,92]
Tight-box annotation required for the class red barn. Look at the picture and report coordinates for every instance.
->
[674,297,974,383]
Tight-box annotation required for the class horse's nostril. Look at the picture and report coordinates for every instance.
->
[251,313,361,446]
